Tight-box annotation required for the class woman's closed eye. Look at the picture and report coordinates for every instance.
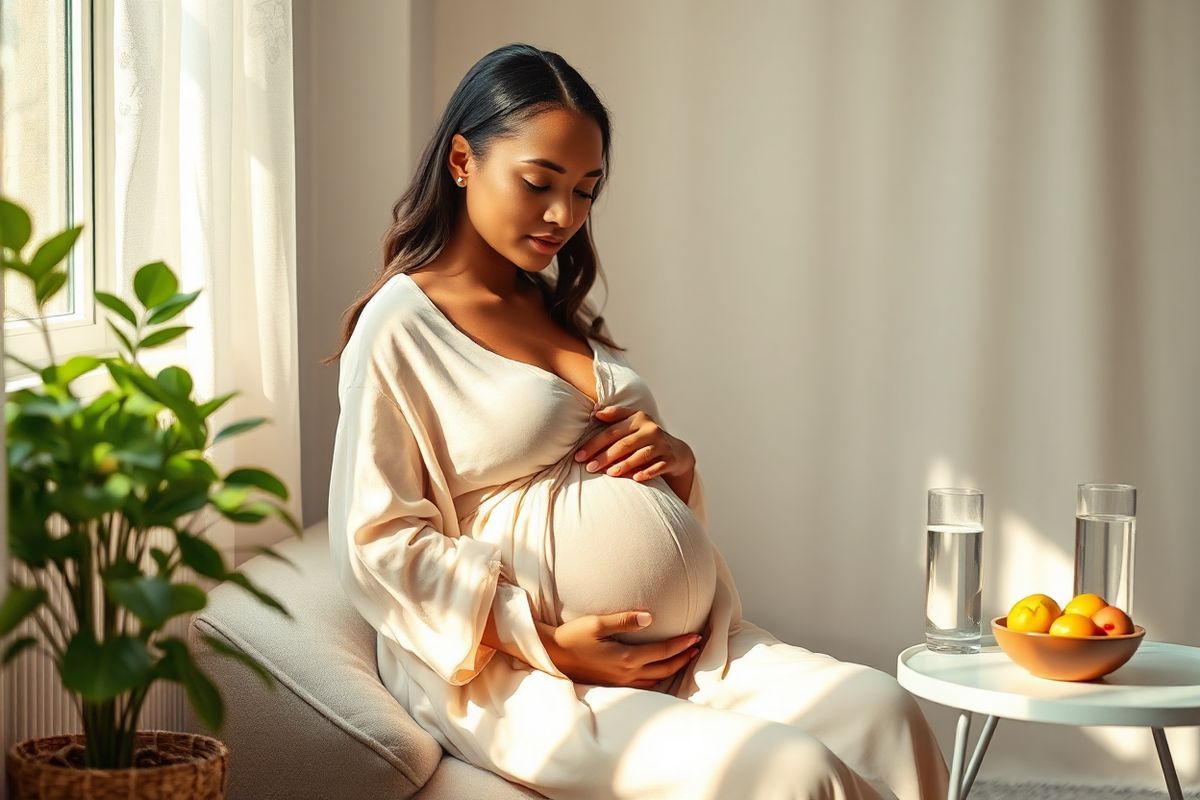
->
[523,178,595,200]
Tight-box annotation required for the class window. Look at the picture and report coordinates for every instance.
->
[2,0,115,398]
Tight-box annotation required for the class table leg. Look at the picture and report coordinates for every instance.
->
[960,715,999,798]
[1151,727,1184,800]
[947,712,971,800]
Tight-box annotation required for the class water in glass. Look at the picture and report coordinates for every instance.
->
[925,524,983,653]
[1074,513,1135,616]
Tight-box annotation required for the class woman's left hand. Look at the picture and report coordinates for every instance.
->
[574,405,695,482]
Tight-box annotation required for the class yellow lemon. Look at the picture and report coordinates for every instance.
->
[1049,613,1103,637]
[1063,593,1108,618]
[1006,594,1062,634]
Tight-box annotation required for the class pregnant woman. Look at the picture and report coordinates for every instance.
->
[325,43,950,800]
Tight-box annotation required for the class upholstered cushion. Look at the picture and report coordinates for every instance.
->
[189,521,544,800]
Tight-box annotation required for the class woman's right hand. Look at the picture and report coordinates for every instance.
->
[540,612,703,689]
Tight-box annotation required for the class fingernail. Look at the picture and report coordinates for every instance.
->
[689,648,699,659]
[689,635,702,645]
[636,612,652,627]
[575,450,587,461]
[586,461,600,471]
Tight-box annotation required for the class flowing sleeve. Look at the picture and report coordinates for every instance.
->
[328,381,506,686]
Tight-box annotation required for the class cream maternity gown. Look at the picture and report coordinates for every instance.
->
[327,272,950,800]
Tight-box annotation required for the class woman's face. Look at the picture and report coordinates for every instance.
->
[452,108,604,273]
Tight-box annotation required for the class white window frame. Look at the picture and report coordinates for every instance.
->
[5,0,116,402]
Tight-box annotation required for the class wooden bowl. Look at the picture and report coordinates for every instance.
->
[991,616,1145,681]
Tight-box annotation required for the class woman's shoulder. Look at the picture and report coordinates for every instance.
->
[340,272,438,387]
[358,271,446,341]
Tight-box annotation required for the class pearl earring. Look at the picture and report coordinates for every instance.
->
[456,176,465,186]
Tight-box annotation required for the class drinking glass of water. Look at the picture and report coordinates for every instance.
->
[1074,483,1136,616]
[925,488,984,654]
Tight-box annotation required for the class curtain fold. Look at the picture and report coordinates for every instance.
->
[113,0,301,561]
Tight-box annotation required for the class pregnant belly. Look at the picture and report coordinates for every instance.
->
[550,461,717,645]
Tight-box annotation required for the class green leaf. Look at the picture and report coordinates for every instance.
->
[76,474,133,515]
[17,394,80,421]
[45,530,90,564]
[223,468,288,501]
[0,198,32,252]
[120,361,177,405]
[250,545,299,570]
[198,391,236,419]
[133,261,178,308]
[62,634,153,702]
[156,365,194,398]
[35,270,68,305]
[150,547,173,576]
[210,486,251,512]
[41,355,102,387]
[3,637,39,666]
[107,576,207,629]
[176,531,227,580]
[270,503,304,538]
[106,319,137,355]
[7,439,34,468]
[219,500,273,524]
[145,289,200,325]
[212,416,267,447]
[111,441,165,470]
[156,637,224,732]
[101,473,133,502]
[199,632,276,690]
[224,571,291,619]
[138,326,190,349]
[28,225,83,279]
[147,484,210,522]
[0,586,47,637]
[164,452,220,483]
[2,255,30,274]
[101,558,143,582]
[96,291,138,326]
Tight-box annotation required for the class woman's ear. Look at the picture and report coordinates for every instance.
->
[447,133,474,181]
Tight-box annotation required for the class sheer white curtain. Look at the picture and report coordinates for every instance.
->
[113,0,301,562]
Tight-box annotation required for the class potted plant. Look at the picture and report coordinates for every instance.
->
[0,196,300,799]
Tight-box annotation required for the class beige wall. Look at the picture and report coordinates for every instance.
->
[294,0,434,527]
[296,1,1200,790]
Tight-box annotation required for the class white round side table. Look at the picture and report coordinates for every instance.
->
[897,636,1200,800]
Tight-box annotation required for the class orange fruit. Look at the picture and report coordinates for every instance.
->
[1007,594,1062,634]
[1063,593,1108,618]
[1049,613,1103,637]
[1091,606,1134,636]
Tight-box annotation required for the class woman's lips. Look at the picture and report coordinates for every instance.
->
[527,236,563,254]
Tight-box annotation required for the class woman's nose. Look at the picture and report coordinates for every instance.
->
[546,197,573,229]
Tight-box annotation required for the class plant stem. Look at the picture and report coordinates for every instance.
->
[82,698,120,768]
[31,573,69,654]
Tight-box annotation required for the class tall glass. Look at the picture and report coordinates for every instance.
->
[925,488,984,654]
[1074,483,1136,616]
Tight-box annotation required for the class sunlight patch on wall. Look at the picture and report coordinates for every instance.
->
[994,510,1073,611]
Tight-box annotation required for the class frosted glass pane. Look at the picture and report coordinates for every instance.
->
[1,0,75,323]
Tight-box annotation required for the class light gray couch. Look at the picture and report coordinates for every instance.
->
[188,520,546,800]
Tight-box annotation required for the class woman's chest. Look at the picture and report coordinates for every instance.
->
[425,345,663,492]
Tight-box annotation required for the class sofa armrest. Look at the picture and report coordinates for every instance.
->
[189,521,443,800]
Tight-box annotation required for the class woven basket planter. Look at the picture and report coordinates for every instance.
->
[6,730,229,800]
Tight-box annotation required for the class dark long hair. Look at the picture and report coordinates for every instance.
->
[321,43,620,367]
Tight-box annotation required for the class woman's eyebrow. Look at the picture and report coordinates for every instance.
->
[520,158,603,178]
